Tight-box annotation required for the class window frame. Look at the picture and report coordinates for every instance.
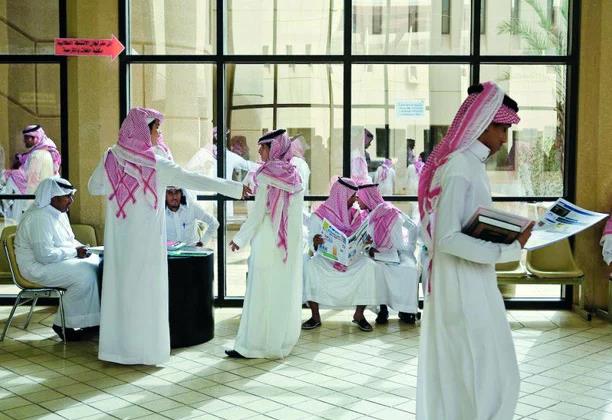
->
[119,0,581,309]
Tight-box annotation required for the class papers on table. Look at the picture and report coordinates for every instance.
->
[317,218,369,266]
[166,241,186,251]
[525,199,608,250]
[167,246,213,257]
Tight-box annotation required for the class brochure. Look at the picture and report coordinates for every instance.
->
[317,218,369,266]
[525,198,608,250]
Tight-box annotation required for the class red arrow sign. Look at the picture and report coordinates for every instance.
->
[54,35,125,60]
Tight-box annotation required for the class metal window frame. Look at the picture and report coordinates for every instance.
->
[0,0,68,180]
[118,0,581,309]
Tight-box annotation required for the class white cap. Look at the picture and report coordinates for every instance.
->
[33,177,76,208]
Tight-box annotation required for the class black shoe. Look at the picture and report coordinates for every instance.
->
[375,306,389,325]
[301,318,321,330]
[225,349,246,359]
[399,312,417,324]
[352,317,373,332]
[52,325,83,342]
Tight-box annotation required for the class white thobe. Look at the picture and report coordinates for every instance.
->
[303,214,381,307]
[186,148,258,218]
[375,166,396,196]
[369,209,419,313]
[89,147,243,365]
[232,174,304,358]
[15,206,100,328]
[417,141,521,420]
[166,203,219,246]
[290,156,310,194]
[601,233,612,265]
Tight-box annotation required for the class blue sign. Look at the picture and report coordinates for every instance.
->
[395,100,425,118]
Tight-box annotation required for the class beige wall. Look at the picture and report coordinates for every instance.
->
[66,0,119,241]
[574,1,612,311]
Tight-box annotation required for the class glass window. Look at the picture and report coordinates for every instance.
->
[226,200,248,297]
[352,0,471,55]
[492,201,561,299]
[129,0,216,55]
[352,64,470,196]
[481,0,569,55]
[0,0,59,54]
[480,64,566,197]
[226,0,344,55]
[0,63,61,176]
[228,64,343,195]
[130,63,217,173]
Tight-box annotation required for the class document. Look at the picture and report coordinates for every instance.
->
[373,249,401,264]
[525,199,608,250]
[318,218,369,266]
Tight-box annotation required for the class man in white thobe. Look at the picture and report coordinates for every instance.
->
[227,129,304,358]
[416,82,534,420]
[15,177,100,341]
[165,186,219,246]
[89,108,245,365]
[185,127,259,218]
[601,217,612,267]
[2,125,61,222]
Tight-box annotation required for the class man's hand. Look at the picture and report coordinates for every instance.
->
[229,241,240,252]
[517,221,536,249]
[242,185,252,199]
[76,246,90,259]
[313,234,324,251]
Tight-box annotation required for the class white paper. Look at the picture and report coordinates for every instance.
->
[317,218,369,266]
[373,249,400,264]
[87,246,104,254]
[525,198,608,250]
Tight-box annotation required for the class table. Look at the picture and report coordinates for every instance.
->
[97,249,215,349]
[168,251,215,348]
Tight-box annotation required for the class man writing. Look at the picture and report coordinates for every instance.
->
[165,186,219,246]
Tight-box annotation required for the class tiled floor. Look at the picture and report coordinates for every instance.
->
[0,306,611,420]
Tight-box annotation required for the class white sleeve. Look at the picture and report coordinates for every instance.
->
[157,157,243,199]
[390,217,410,252]
[306,214,324,254]
[29,217,77,263]
[88,154,107,196]
[435,175,521,264]
[602,234,612,265]
[232,152,259,172]
[232,183,268,248]
[192,204,219,246]
[25,151,55,193]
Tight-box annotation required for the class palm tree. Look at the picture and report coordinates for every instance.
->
[497,0,568,177]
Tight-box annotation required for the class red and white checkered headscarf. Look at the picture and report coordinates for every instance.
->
[104,107,164,218]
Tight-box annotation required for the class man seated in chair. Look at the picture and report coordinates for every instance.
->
[355,183,420,324]
[165,186,219,246]
[15,177,100,341]
[602,216,612,270]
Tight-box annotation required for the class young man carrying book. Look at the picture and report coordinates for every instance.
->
[416,82,535,420]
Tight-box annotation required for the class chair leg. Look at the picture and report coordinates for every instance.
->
[0,292,22,341]
[57,292,66,345]
[23,296,39,330]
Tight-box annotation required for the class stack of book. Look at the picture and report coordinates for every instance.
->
[462,207,532,244]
